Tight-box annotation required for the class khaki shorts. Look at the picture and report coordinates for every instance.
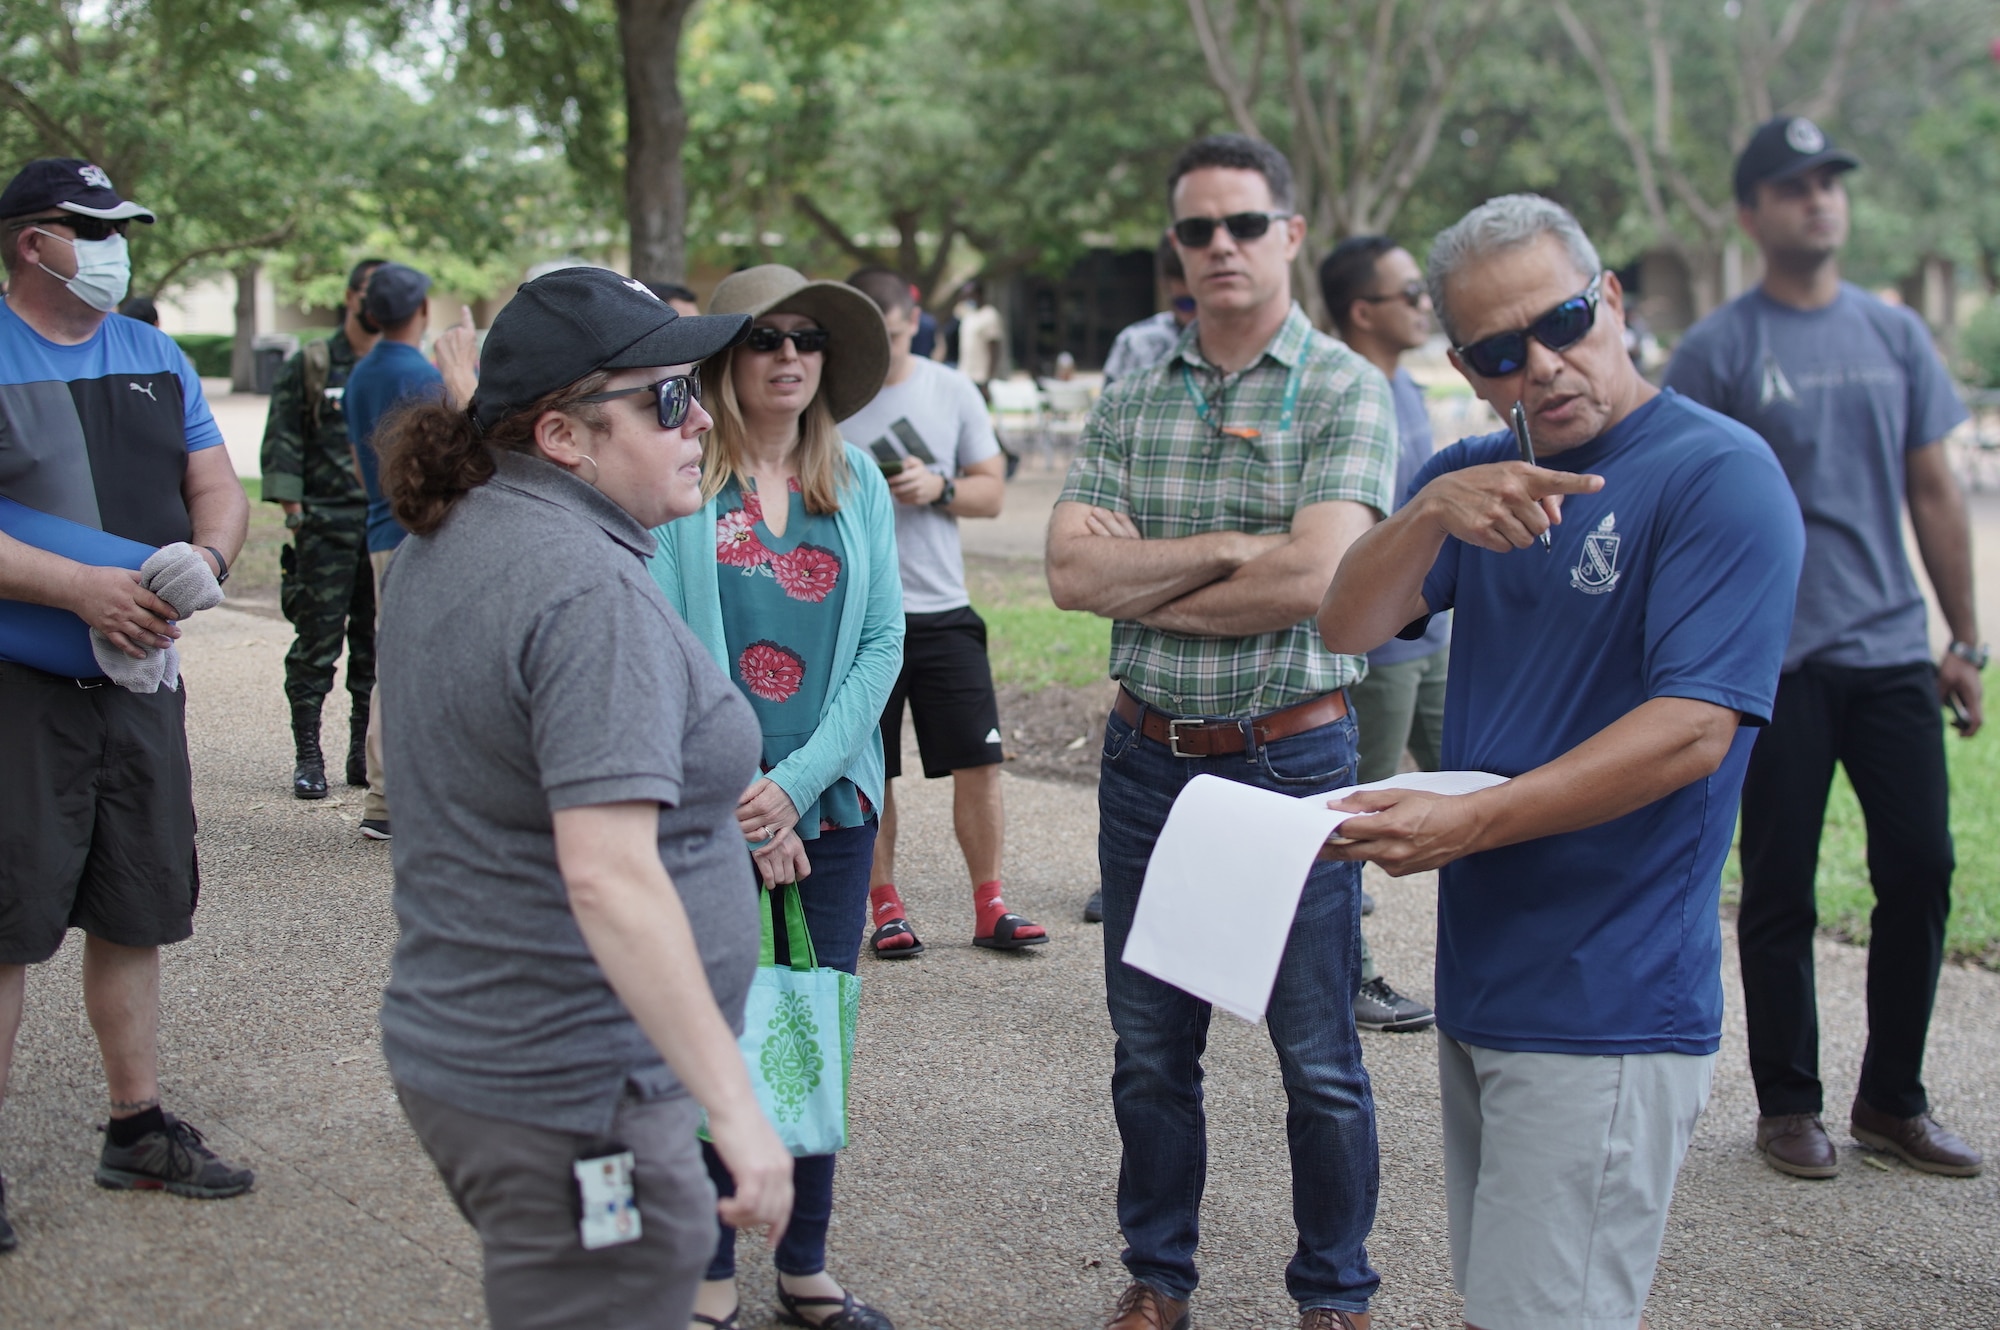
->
[1440,1036,1713,1330]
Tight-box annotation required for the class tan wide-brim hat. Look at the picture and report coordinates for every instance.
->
[707,265,890,423]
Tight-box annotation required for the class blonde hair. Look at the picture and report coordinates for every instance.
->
[699,345,851,515]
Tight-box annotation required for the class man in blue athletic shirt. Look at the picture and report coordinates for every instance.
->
[343,261,443,843]
[1667,117,1984,1182]
[1320,195,1804,1330]
[0,159,256,1252]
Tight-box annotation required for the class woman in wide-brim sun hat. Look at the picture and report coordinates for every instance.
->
[646,264,904,1330]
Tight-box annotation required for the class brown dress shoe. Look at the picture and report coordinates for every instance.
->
[1105,1282,1190,1330]
[1300,1309,1371,1329]
[1851,1099,1984,1177]
[1756,1112,1838,1178]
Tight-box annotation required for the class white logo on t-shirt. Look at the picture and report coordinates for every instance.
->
[1571,512,1622,595]
[1758,352,1798,408]
[127,380,156,400]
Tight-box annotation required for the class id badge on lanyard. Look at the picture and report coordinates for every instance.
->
[574,1142,642,1249]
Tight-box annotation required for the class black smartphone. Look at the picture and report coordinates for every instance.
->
[1947,695,1974,734]
[866,438,905,476]
[890,418,937,464]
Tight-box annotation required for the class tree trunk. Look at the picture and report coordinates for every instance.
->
[230,261,259,393]
[617,0,697,283]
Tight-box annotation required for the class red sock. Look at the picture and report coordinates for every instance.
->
[974,880,1044,940]
[870,883,917,949]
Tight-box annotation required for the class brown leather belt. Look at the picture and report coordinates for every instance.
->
[1113,686,1348,758]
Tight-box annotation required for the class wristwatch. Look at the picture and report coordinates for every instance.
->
[931,477,957,508]
[1947,641,1989,670]
[203,545,231,585]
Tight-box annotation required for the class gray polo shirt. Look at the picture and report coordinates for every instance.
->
[378,450,761,1138]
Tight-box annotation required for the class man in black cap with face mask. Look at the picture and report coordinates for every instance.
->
[0,158,256,1251]
[1667,117,1985,1181]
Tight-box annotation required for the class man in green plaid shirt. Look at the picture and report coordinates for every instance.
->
[1047,136,1394,1330]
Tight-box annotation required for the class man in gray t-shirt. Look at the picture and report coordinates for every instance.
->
[1666,116,1984,1181]
[839,269,1047,958]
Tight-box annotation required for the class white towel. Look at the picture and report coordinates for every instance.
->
[89,542,225,693]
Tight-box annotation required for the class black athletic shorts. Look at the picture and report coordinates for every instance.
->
[0,662,199,964]
[880,607,1004,780]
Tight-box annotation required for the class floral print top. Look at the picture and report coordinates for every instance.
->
[715,476,869,837]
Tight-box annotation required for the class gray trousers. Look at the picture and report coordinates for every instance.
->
[1348,647,1449,983]
[398,1084,717,1330]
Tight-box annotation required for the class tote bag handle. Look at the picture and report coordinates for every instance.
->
[756,882,818,972]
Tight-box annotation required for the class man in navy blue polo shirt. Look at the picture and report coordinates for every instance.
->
[344,262,442,842]
[1319,195,1803,1330]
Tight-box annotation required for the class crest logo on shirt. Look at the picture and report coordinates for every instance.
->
[1758,352,1798,408]
[127,380,157,400]
[1570,512,1622,596]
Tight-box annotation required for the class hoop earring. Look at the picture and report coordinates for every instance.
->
[573,454,600,487]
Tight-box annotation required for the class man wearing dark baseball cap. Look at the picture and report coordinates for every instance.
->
[1668,116,1985,1181]
[0,158,255,1249]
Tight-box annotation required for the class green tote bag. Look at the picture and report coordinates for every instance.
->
[728,882,860,1157]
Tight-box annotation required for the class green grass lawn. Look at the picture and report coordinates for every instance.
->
[965,555,1111,691]
[1724,732,2000,968]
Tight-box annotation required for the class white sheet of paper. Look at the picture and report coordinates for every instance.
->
[1123,769,1507,1023]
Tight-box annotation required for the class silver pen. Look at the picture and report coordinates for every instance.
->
[1510,400,1552,551]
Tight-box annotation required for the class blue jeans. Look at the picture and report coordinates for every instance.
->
[705,820,877,1280]
[1098,702,1380,1312]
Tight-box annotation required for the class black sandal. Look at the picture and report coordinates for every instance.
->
[691,1312,739,1329]
[868,918,924,959]
[973,912,1048,950]
[776,1283,895,1329]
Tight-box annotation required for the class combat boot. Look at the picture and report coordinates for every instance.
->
[291,704,328,800]
[345,696,369,787]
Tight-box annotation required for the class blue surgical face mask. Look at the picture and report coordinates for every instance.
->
[32,227,132,313]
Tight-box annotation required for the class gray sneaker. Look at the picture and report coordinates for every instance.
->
[96,1114,254,1199]
[0,1175,17,1252]
[1353,977,1436,1033]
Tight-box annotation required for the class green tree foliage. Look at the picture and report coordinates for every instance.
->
[0,0,554,303]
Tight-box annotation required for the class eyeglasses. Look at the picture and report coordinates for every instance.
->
[1453,272,1603,378]
[1356,280,1428,310]
[576,373,702,430]
[12,215,130,242]
[743,326,829,354]
[1169,211,1293,249]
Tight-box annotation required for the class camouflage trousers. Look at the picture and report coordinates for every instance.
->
[279,504,376,717]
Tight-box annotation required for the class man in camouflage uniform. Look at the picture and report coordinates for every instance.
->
[258,258,385,799]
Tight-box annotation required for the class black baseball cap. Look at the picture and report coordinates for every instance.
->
[472,267,750,429]
[363,263,431,327]
[1733,116,1860,205]
[0,158,155,222]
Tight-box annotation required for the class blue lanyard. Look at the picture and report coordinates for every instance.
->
[1179,356,1303,436]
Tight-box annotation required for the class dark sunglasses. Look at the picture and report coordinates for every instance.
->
[576,373,702,430]
[13,214,130,242]
[1453,272,1603,378]
[1356,280,1428,309]
[1169,211,1292,249]
[743,326,829,354]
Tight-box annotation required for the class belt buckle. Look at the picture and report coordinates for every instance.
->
[1167,717,1201,758]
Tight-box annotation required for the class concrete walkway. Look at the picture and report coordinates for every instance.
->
[2,606,1998,1328]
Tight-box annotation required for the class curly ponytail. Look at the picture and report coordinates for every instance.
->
[376,372,611,537]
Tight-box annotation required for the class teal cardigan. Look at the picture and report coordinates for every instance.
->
[648,443,905,819]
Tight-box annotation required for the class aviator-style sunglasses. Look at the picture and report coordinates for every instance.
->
[576,373,702,430]
[11,214,131,242]
[743,326,830,354]
[1453,272,1603,378]
[1169,210,1293,249]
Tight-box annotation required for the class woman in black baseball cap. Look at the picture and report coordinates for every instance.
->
[365,268,793,1330]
